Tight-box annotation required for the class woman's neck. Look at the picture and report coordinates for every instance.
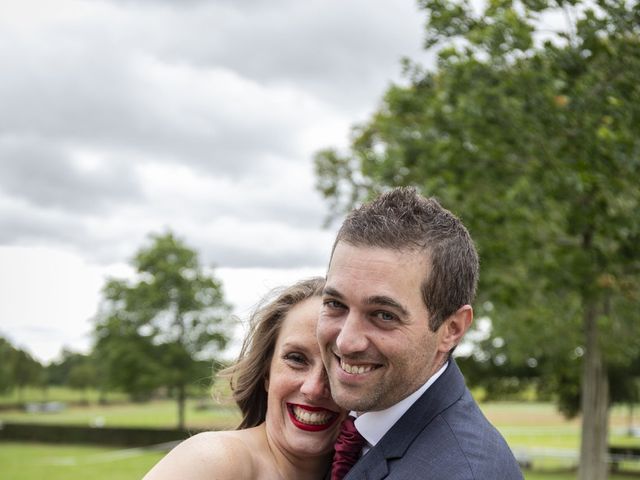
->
[260,423,332,480]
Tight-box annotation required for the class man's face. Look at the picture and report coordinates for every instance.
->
[317,242,450,412]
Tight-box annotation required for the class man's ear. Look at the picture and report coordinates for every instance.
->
[438,305,473,353]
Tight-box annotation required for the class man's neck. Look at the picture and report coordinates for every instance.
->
[353,361,449,451]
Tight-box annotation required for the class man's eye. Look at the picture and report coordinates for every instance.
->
[374,311,396,322]
[323,299,345,309]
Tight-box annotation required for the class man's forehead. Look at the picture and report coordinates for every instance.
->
[328,242,427,271]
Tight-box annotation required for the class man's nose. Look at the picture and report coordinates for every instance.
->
[335,311,368,355]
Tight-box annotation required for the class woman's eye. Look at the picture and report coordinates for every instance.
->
[284,352,307,366]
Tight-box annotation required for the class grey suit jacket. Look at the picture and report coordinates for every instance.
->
[343,360,523,479]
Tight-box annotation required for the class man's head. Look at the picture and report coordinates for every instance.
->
[331,186,478,331]
[317,187,478,411]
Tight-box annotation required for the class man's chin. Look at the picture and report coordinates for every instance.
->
[332,389,373,412]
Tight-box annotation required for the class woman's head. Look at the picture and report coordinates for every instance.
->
[224,277,326,429]
[265,289,343,458]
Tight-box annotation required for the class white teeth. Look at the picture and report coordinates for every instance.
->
[292,406,333,425]
[340,359,376,375]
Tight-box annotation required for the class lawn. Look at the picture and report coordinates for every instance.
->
[0,398,241,430]
[0,382,241,430]
[0,442,637,480]
[0,386,129,406]
[0,442,164,480]
[1,389,639,479]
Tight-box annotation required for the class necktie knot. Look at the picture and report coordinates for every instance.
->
[331,416,366,480]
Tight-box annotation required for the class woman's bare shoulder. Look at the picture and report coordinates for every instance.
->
[143,430,259,480]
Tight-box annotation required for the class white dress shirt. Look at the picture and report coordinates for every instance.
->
[353,362,448,455]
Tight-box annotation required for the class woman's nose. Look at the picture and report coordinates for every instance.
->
[300,366,330,400]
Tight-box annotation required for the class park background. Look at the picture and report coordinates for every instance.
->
[0,1,638,479]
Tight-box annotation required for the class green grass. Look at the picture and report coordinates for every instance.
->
[0,442,637,480]
[0,381,241,430]
[1,393,639,479]
[482,401,640,449]
[0,442,163,480]
[0,386,129,406]
[482,401,640,478]
[0,398,241,430]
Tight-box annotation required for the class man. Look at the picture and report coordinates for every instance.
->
[317,187,523,479]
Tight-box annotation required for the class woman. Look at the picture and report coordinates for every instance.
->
[144,277,346,480]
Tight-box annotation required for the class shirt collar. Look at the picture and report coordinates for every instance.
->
[353,361,448,451]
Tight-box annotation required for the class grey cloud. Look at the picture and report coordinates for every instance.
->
[202,243,327,269]
[204,177,331,229]
[0,136,141,214]
[0,32,309,180]
[149,0,428,113]
[196,230,335,269]
[0,0,426,363]
[0,199,89,247]
[0,0,426,186]
[0,0,418,269]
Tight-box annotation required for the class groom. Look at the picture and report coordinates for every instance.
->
[317,187,523,479]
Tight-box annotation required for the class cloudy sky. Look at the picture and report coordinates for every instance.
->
[0,0,431,363]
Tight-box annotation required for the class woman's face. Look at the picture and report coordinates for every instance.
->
[265,296,345,459]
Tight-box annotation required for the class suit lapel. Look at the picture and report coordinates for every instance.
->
[343,448,387,480]
[343,360,467,478]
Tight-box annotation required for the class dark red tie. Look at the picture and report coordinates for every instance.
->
[331,415,366,480]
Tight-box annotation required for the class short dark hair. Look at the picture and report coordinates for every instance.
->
[220,277,325,429]
[333,186,478,331]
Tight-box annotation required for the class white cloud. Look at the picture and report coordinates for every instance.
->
[0,246,130,361]
[0,0,427,362]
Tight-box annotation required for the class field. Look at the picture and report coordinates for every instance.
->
[0,442,635,480]
[1,387,639,479]
[0,442,163,480]
[0,398,241,430]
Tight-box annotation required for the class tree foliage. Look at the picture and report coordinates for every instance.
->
[0,337,16,394]
[93,231,232,427]
[315,1,640,478]
[0,337,44,399]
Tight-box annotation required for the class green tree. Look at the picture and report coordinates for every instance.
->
[12,349,44,403]
[64,354,98,403]
[0,337,18,394]
[93,231,232,428]
[46,349,91,385]
[94,316,164,401]
[314,1,640,478]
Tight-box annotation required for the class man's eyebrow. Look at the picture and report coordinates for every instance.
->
[323,286,410,318]
[365,295,409,318]
[322,286,344,299]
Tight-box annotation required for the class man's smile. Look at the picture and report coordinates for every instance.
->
[337,355,382,375]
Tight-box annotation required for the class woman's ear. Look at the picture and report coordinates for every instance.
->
[438,305,473,353]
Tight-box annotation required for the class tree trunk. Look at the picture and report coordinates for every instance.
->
[578,300,610,480]
[177,383,186,430]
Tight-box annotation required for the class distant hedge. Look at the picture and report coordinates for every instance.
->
[0,422,205,447]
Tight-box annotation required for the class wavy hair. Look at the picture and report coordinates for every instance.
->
[220,277,325,429]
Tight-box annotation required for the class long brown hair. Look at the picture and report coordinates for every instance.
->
[220,277,325,429]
